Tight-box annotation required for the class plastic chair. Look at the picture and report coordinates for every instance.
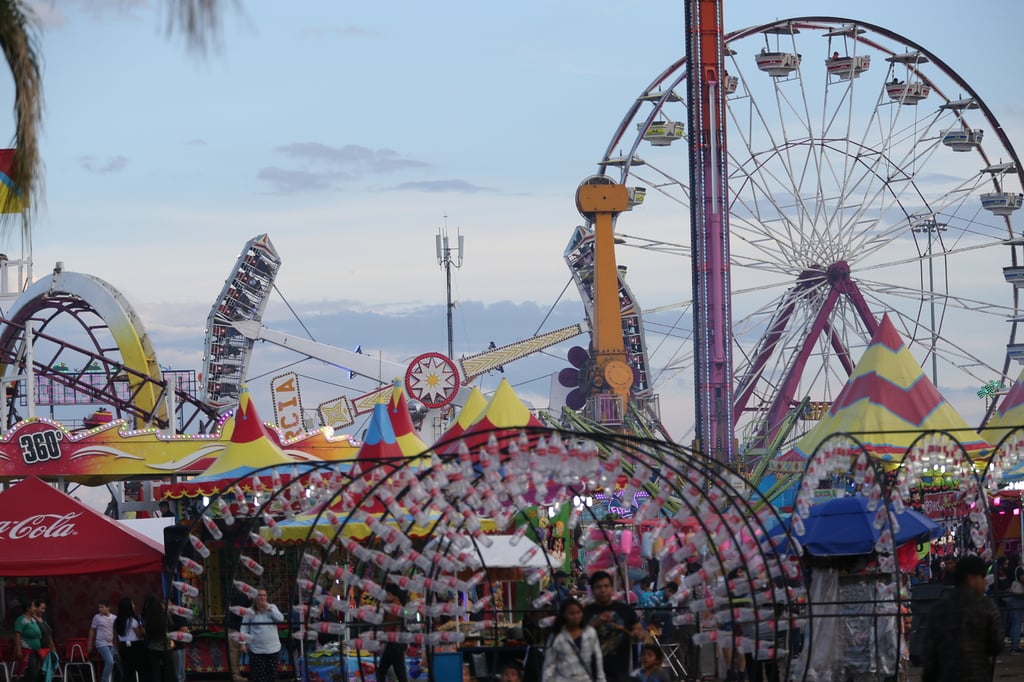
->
[62,639,94,682]
[0,639,12,682]
[649,627,688,681]
[5,643,31,682]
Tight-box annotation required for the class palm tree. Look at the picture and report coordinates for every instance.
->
[0,0,227,220]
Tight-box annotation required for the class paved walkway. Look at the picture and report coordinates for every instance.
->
[906,651,1024,680]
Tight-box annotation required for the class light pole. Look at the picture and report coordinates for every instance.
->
[436,223,463,360]
[912,216,946,386]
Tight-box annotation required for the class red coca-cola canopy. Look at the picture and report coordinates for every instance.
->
[0,476,165,575]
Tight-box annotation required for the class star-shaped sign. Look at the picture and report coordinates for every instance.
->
[405,352,460,408]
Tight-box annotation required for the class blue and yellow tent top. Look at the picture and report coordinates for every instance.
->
[783,314,989,468]
[0,149,25,213]
[355,400,411,469]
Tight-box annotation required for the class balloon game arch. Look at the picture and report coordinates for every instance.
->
[169,426,810,682]
[895,431,992,557]
[982,427,1024,494]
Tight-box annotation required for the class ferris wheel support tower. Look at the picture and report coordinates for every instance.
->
[686,0,735,464]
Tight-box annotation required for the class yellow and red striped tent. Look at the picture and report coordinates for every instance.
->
[782,314,989,469]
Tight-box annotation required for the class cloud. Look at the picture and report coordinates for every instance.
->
[186,138,208,146]
[43,0,147,23]
[27,1,67,29]
[260,143,430,192]
[256,166,351,193]
[274,142,429,173]
[79,155,128,174]
[336,25,380,38]
[385,179,494,194]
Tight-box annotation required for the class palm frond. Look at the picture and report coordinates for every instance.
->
[165,0,237,55]
[0,0,42,221]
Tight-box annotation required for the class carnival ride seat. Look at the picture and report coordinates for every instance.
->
[62,639,94,682]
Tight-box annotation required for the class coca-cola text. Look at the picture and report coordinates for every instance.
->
[0,512,81,540]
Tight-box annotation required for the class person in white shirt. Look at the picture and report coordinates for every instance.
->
[114,598,144,682]
[240,590,283,682]
[87,601,117,682]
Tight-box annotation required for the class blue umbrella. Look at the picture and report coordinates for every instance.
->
[770,494,944,557]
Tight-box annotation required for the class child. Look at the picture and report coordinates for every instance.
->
[499,661,523,682]
[633,644,670,682]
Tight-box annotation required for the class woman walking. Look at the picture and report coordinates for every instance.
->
[142,596,174,682]
[114,598,145,682]
[542,598,605,682]
[14,601,42,682]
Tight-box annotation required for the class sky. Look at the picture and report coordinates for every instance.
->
[2,0,1024,448]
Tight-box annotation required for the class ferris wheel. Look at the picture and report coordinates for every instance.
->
[598,17,1024,453]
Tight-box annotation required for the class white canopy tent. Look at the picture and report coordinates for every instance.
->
[119,516,175,547]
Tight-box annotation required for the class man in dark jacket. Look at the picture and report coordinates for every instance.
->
[582,570,646,682]
[923,555,1003,682]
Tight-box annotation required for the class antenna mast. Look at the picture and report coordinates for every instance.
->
[435,219,464,360]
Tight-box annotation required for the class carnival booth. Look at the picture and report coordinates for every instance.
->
[776,495,944,682]
[773,316,992,679]
[159,387,320,677]
[0,477,165,648]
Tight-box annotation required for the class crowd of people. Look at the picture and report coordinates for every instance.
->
[12,599,54,682]
[11,552,1019,682]
[518,565,753,682]
[11,595,189,682]
[516,555,1017,682]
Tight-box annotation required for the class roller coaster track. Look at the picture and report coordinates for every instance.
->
[0,317,219,432]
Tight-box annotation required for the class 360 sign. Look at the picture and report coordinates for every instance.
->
[18,427,64,465]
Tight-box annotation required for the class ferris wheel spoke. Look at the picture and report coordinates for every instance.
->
[726,133,806,259]
[628,166,690,206]
[616,232,690,258]
[727,71,818,241]
[864,301,1004,381]
[855,275,1017,319]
